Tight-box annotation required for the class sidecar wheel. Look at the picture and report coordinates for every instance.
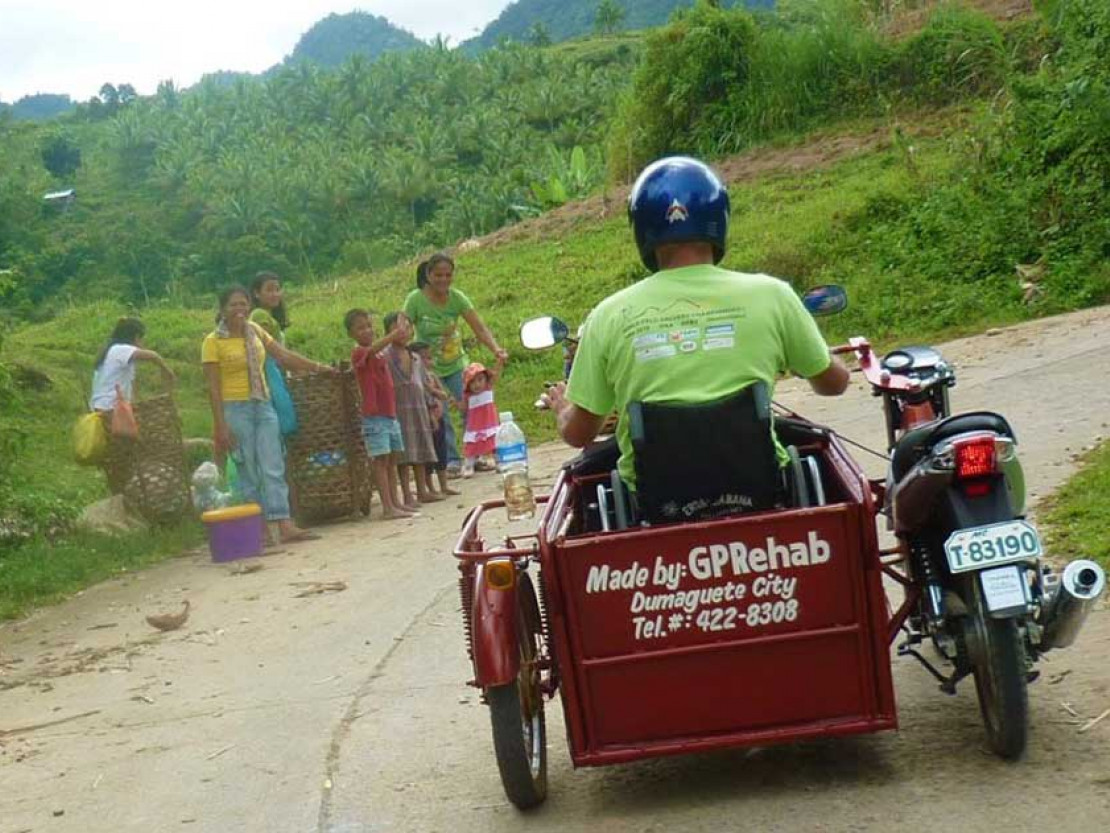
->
[967,582,1028,760]
[487,592,547,809]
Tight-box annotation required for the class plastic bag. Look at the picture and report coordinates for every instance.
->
[73,413,109,466]
[191,461,232,512]
[224,455,244,503]
[265,356,298,437]
[111,384,139,439]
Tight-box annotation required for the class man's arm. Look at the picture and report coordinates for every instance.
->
[544,382,605,448]
[807,355,850,396]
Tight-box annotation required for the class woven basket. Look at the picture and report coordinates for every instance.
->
[286,367,370,523]
[103,395,192,524]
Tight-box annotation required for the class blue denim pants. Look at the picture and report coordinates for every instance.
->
[224,400,291,521]
[440,370,464,467]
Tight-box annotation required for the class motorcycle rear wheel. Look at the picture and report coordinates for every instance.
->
[965,578,1028,760]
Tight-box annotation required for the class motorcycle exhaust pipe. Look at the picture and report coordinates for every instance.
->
[1040,560,1106,651]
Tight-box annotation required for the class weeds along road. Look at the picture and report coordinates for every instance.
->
[2,307,1109,833]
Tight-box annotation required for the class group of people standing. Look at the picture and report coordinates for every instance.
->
[90,254,509,542]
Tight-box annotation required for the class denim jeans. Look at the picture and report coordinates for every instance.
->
[440,369,464,466]
[224,400,291,521]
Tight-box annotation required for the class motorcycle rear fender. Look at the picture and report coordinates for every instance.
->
[890,425,1025,533]
[471,562,520,689]
[938,478,1014,531]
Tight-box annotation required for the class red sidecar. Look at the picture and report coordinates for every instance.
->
[453,426,898,809]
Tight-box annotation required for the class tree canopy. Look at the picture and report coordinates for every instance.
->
[0,41,635,318]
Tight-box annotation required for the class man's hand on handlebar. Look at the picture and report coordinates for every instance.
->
[540,381,569,416]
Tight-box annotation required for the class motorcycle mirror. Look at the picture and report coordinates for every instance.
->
[802,285,849,317]
[520,316,570,350]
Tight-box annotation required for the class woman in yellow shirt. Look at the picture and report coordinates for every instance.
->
[202,286,331,543]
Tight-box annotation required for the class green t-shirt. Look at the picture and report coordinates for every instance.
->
[566,265,832,488]
[403,288,475,377]
[249,308,285,345]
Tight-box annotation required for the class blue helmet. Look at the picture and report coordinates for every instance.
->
[628,156,730,272]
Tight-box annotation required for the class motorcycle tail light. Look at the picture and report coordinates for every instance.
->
[955,437,997,480]
[484,559,516,592]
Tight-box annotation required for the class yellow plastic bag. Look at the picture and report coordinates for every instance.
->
[73,412,109,466]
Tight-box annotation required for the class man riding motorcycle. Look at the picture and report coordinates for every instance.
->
[544,156,850,517]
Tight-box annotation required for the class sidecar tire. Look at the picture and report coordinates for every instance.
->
[968,584,1028,760]
[488,682,547,809]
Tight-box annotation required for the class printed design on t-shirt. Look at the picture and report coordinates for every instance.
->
[618,299,748,340]
[438,322,462,364]
[633,327,703,361]
[634,344,678,363]
[625,302,749,363]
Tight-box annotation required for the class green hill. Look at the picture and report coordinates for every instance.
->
[283,11,426,68]
[463,0,774,50]
[0,93,75,122]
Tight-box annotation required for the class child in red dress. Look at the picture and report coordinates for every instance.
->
[461,358,504,478]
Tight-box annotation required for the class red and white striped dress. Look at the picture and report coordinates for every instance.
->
[463,389,498,458]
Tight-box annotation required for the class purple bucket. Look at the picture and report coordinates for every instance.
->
[202,504,264,562]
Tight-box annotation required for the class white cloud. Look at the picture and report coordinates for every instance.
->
[0,1,509,102]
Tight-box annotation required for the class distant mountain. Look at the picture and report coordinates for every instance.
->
[284,11,426,69]
[0,93,75,122]
[463,0,775,51]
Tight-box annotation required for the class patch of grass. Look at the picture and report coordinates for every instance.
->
[0,521,203,621]
[1041,443,1110,569]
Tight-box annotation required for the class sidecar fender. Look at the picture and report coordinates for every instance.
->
[471,560,520,689]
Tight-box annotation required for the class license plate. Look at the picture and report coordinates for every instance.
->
[944,520,1042,574]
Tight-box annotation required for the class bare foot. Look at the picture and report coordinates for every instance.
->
[402,502,421,512]
[419,492,445,503]
[277,522,321,543]
[382,507,416,520]
[440,484,462,496]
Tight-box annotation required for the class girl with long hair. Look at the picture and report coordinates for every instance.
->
[90,317,175,412]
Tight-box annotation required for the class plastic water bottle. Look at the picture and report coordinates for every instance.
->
[495,411,535,520]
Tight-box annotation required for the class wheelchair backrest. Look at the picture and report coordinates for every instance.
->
[629,383,779,524]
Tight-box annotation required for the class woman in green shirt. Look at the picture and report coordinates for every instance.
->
[249,271,298,437]
[403,254,507,473]
[249,272,288,344]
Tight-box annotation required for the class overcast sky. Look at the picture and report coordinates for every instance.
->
[0,1,511,102]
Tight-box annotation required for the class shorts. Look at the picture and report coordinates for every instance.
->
[362,416,405,458]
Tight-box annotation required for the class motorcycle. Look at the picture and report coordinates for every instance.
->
[452,286,1104,809]
[830,331,1104,759]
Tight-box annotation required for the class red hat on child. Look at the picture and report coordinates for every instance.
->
[463,362,489,390]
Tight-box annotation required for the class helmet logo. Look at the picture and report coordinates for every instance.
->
[665,199,689,225]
